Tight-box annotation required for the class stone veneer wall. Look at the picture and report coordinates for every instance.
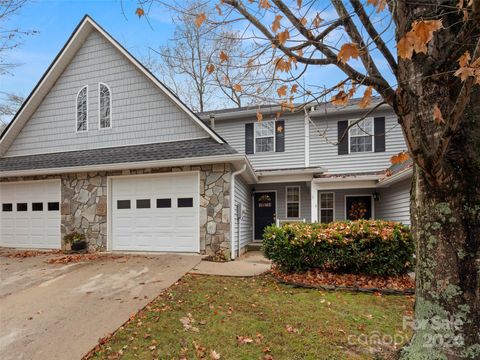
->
[61,173,108,251]
[0,163,232,255]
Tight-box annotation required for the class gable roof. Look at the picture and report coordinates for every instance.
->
[0,15,224,157]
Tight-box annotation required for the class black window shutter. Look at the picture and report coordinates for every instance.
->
[338,120,349,155]
[374,117,386,152]
[275,120,285,152]
[245,123,254,154]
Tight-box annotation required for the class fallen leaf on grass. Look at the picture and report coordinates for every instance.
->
[236,335,254,345]
[286,325,299,333]
[193,341,206,357]
[180,313,199,332]
[210,350,221,359]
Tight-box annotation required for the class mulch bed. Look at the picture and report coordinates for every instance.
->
[202,253,229,263]
[270,267,415,295]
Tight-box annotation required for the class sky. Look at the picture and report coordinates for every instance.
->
[1,0,397,121]
[1,0,175,99]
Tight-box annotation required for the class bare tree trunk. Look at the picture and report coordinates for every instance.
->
[400,91,480,359]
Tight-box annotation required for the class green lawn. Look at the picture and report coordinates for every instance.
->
[89,274,413,360]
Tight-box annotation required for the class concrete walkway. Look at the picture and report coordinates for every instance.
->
[190,251,271,277]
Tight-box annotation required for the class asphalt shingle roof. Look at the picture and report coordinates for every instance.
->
[0,138,237,172]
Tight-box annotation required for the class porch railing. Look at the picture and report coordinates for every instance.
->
[275,218,307,226]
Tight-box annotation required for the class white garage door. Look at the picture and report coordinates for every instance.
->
[111,172,200,252]
[0,180,61,249]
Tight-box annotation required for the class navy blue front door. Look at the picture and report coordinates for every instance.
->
[254,192,276,240]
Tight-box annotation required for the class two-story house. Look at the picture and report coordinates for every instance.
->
[202,100,412,253]
[0,16,412,260]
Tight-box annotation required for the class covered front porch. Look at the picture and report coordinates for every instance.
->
[246,169,411,244]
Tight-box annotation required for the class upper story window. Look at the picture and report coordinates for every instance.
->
[254,120,275,153]
[99,83,111,129]
[349,118,373,153]
[76,86,88,132]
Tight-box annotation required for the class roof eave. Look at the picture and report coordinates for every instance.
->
[0,153,247,178]
[198,99,391,121]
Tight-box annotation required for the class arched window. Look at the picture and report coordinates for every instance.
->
[99,83,111,128]
[76,86,88,132]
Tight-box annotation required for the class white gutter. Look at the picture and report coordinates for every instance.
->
[198,100,390,121]
[0,154,248,178]
[304,109,310,167]
[229,164,247,260]
[256,167,325,177]
[376,168,413,188]
[313,174,382,183]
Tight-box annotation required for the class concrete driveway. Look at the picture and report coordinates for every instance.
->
[0,250,201,360]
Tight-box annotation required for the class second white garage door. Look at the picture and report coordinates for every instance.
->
[111,172,200,252]
[0,180,61,249]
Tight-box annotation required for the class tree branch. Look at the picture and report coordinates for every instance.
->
[221,0,335,66]
[349,0,398,75]
[330,0,391,94]
[433,38,480,179]
[269,0,396,105]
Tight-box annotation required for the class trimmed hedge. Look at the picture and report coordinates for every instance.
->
[262,220,414,276]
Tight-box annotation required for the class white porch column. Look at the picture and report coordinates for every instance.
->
[310,180,318,222]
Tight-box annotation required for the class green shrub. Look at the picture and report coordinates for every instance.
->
[262,220,414,276]
[64,231,86,244]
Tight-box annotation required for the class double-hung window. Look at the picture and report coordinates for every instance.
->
[286,186,300,218]
[319,192,334,223]
[349,118,373,153]
[254,120,275,153]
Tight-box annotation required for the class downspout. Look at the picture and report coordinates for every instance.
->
[230,164,247,260]
[304,107,311,168]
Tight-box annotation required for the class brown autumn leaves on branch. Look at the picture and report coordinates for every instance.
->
[135,0,480,165]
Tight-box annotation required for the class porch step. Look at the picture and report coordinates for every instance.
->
[246,242,262,252]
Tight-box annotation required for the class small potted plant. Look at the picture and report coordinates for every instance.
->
[64,232,87,252]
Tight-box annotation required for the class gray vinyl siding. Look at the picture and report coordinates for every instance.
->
[254,182,311,221]
[309,110,407,174]
[214,114,305,170]
[234,177,253,254]
[5,31,207,157]
[376,179,411,225]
